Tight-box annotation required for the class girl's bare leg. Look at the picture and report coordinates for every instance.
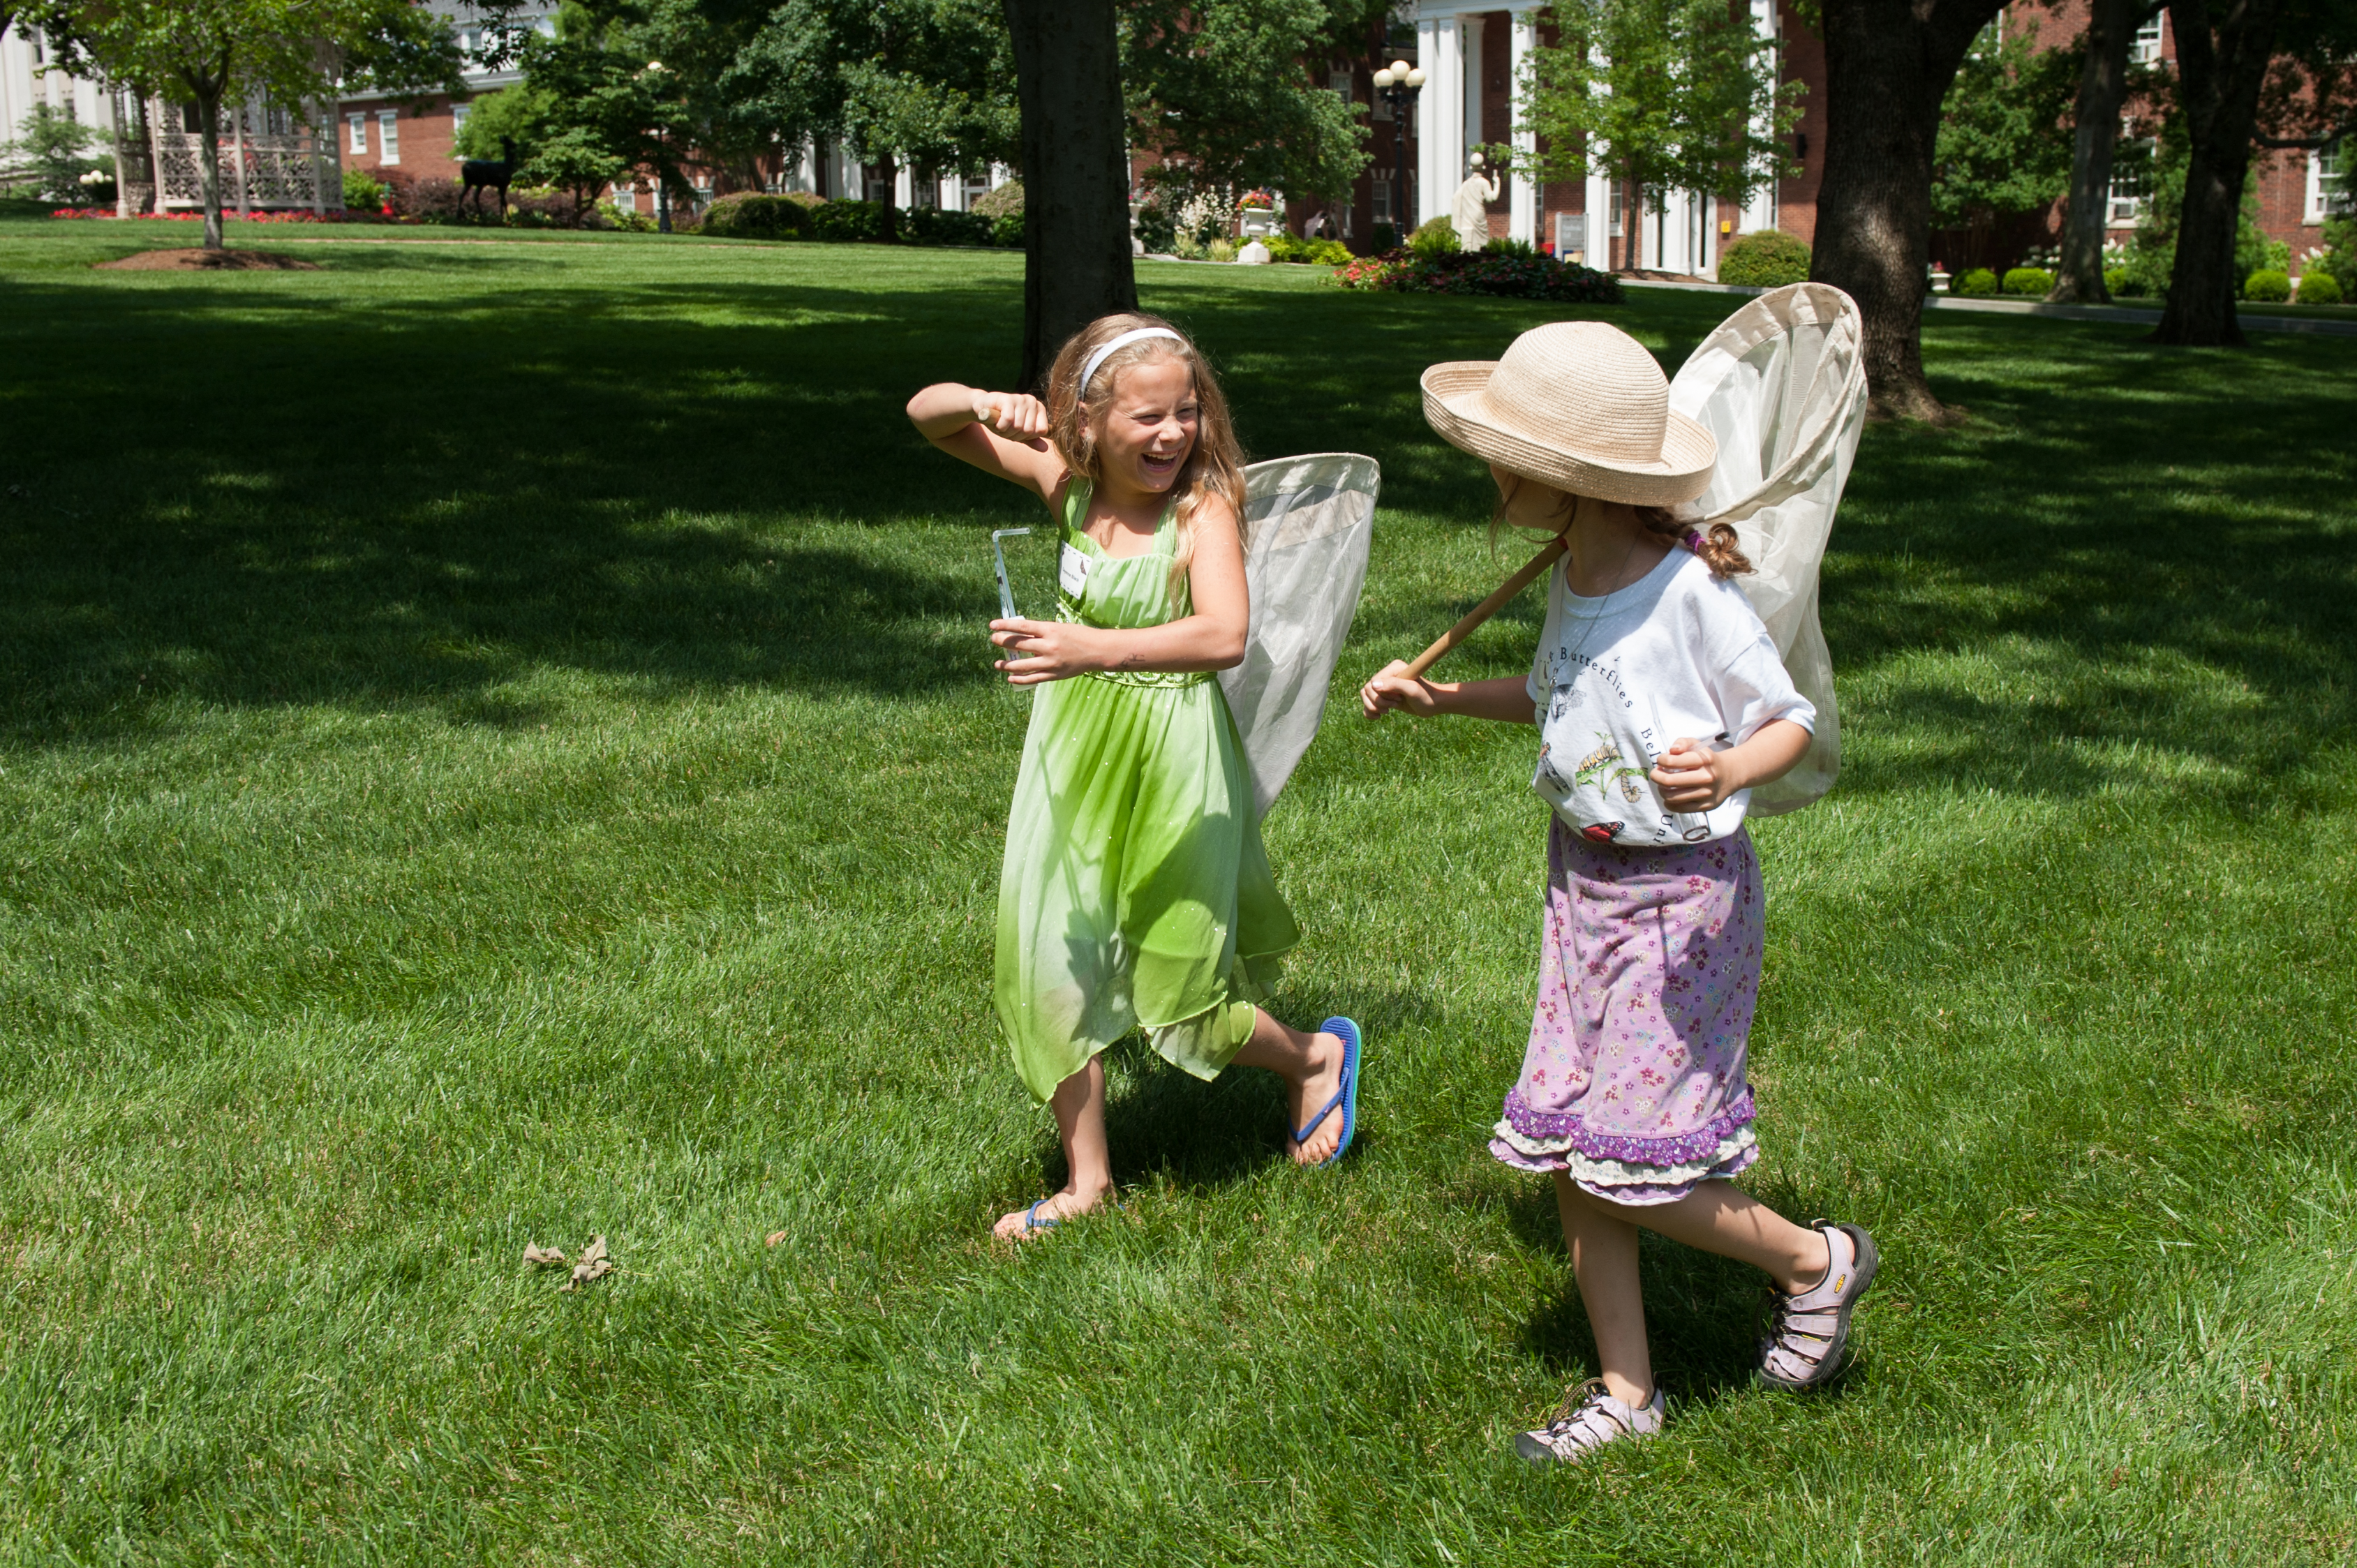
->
[993,1056,1115,1239]
[1552,1173,1653,1406]
[1597,1180,1832,1294]
[1230,1009,1346,1165]
[1550,1176,1837,1397]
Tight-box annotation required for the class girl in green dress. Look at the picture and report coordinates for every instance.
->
[907,314,1362,1241]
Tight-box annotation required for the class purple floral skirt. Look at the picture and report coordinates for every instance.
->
[1489,818,1764,1205]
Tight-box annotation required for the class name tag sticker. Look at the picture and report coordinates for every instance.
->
[1058,544,1092,598]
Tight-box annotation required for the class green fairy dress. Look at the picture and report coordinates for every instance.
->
[996,479,1300,1101]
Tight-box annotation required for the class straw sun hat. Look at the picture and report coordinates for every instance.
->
[1421,320,1717,507]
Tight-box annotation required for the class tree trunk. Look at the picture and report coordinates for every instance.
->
[878,152,900,244]
[2049,0,2143,303]
[2152,0,2284,346]
[1002,0,1138,389]
[1810,0,2000,423]
[194,89,226,251]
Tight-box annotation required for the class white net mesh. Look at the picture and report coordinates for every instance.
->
[1667,283,1868,814]
[1219,452,1381,816]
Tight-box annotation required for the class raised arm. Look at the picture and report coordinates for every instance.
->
[906,382,1067,502]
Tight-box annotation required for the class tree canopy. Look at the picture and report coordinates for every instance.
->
[1520,0,1800,216]
[31,0,465,246]
[1928,27,2079,262]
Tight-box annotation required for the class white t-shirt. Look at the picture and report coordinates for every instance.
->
[1526,546,1815,846]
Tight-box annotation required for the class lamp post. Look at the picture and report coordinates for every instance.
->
[1369,58,1425,247]
[643,59,673,234]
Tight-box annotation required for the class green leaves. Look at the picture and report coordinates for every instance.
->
[1122,0,1378,201]
[1521,0,1800,209]
[1928,29,2080,233]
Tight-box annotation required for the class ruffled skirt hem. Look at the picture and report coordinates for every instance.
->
[1488,1121,1760,1206]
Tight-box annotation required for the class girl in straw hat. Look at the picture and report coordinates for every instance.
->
[907,314,1361,1241]
[1361,320,1878,1460]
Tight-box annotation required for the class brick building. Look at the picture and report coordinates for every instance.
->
[1371,0,2345,278]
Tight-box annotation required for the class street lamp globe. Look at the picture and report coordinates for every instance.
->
[1389,58,1411,77]
[1373,66,1395,88]
[1406,67,1426,87]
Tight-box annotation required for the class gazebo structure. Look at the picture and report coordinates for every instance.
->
[109,87,343,218]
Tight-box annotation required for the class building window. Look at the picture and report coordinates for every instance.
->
[1373,177,1392,223]
[1608,183,1624,237]
[377,110,400,164]
[2109,138,2152,224]
[452,102,471,142]
[613,181,634,213]
[348,113,367,155]
[2129,17,2164,64]
[2309,144,2349,223]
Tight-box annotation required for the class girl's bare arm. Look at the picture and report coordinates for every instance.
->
[990,497,1250,685]
[1652,719,1811,811]
[1359,664,1537,724]
[906,382,1066,502]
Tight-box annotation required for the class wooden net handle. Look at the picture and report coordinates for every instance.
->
[1401,538,1566,680]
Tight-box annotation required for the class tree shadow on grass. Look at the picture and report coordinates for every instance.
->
[2,263,2351,796]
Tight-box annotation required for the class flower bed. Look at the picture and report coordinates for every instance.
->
[52,207,397,224]
[1332,246,1623,304]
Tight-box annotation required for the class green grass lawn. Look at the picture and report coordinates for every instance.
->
[3,220,2354,1565]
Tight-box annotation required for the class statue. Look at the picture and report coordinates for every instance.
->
[461,137,519,223]
[1451,151,1501,251]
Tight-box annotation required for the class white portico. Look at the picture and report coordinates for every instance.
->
[1409,0,1783,276]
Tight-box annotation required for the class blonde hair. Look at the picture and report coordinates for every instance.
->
[1046,313,1247,606]
[1492,475,1752,578]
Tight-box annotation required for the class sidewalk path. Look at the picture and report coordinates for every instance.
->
[1621,275,2357,338]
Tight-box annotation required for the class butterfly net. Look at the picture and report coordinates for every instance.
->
[1667,282,1868,814]
[1219,452,1381,816]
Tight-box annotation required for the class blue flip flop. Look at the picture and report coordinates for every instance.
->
[1288,1015,1362,1168]
[1021,1200,1061,1233]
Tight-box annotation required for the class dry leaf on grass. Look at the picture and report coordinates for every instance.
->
[765,1230,789,1248]
[560,1234,613,1292]
[522,1244,567,1266]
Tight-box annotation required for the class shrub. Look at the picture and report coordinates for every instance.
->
[971,180,1022,221]
[1409,216,1459,257]
[341,167,387,214]
[1369,221,1398,253]
[2241,267,2291,302]
[1207,238,1238,264]
[2002,266,2053,296]
[902,206,992,247]
[809,198,886,242]
[2294,270,2342,305]
[1716,229,1810,288]
[1135,203,1177,254]
[701,192,811,240]
[1482,235,1536,258]
[785,190,825,210]
[597,200,656,233]
[1953,267,2000,297]
[1332,246,1622,304]
[1263,233,1352,265]
[2102,266,2129,296]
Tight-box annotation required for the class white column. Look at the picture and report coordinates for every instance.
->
[1461,15,1485,171]
[1415,13,1441,227]
[1509,8,1538,245]
[1741,0,1779,235]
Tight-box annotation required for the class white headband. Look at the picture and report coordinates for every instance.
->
[1080,327,1187,396]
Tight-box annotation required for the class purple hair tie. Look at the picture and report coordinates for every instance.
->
[1683,528,1708,555]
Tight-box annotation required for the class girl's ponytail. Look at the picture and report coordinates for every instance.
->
[1635,509,1752,579]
